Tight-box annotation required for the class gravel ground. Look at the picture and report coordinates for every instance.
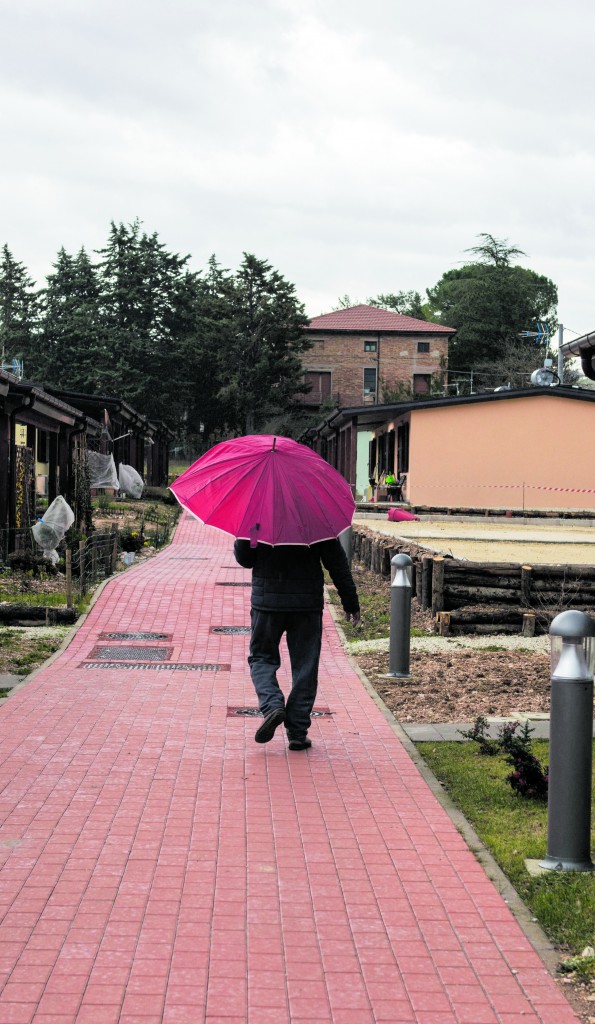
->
[349,634,550,654]
[354,515,595,564]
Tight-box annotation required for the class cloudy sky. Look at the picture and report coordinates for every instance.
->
[1,0,594,341]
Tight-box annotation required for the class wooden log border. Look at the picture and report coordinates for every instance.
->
[352,525,595,636]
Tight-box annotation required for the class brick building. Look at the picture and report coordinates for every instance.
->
[300,304,455,409]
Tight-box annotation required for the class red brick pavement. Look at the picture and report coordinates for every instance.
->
[0,514,580,1023]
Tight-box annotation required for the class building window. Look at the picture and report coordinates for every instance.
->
[413,374,432,394]
[417,341,430,353]
[304,370,331,402]
[364,340,377,352]
[363,367,377,397]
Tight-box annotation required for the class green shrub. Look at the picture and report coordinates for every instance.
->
[119,527,144,553]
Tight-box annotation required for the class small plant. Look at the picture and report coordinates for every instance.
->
[459,716,548,800]
[499,722,549,801]
[94,495,116,512]
[458,715,499,755]
[119,528,144,553]
[559,948,595,980]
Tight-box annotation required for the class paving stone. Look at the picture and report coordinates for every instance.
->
[0,519,580,1023]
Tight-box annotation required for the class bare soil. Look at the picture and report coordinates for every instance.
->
[358,647,551,723]
[348,564,552,723]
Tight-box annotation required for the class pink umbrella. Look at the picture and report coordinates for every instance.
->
[170,435,355,547]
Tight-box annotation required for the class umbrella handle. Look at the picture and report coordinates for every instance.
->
[250,523,260,549]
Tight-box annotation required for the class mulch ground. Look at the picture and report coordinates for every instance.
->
[358,647,551,723]
[348,564,552,723]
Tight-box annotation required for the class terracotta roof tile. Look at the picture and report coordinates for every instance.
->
[306,304,455,334]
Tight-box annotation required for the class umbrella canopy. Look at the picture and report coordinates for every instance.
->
[170,435,355,546]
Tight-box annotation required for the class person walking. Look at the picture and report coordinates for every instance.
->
[234,538,360,750]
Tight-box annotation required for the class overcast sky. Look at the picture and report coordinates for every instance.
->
[1,0,594,343]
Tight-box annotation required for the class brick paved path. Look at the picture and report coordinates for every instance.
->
[0,515,580,1023]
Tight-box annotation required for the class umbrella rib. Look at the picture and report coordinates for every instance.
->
[199,457,268,524]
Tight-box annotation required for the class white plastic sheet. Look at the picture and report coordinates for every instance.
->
[32,494,75,564]
[88,451,119,490]
[118,463,144,499]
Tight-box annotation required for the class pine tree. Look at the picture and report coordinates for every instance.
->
[0,244,39,372]
[95,220,197,419]
[35,247,102,389]
[216,253,311,434]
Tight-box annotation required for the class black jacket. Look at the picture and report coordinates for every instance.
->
[233,539,359,614]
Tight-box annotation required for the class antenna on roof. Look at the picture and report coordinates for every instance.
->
[0,356,23,379]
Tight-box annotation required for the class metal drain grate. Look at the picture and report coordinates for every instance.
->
[83,662,230,672]
[99,632,172,641]
[89,645,173,661]
[228,706,333,717]
[211,626,251,635]
[216,582,251,587]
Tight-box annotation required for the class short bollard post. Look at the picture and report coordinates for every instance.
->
[386,554,412,678]
[540,610,595,872]
[339,526,353,568]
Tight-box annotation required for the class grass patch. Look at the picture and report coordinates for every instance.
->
[0,627,68,676]
[416,740,595,955]
[328,585,389,640]
[0,591,69,607]
[327,579,432,643]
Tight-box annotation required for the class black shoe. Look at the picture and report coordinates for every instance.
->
[255,707,286,744]
[288,737,312,751]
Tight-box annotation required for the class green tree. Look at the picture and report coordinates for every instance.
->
[171,256,234,445]
[34,247,102,389]
[0,245,39,370]
[426,234,558,384]
[216,253,311,434]
[368,291,427,320]
[95,220,207,427]
[333,293,359,310]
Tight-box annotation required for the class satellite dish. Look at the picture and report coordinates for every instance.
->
[531,367,559,386]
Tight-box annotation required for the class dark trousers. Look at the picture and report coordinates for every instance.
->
[248,608,323,739]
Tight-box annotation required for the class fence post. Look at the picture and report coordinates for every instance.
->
[111,526,118,573]
[91,534,97,582]
[540,610,595,872]
[385,554,413,678]
[65,549,73,609]
[522,612,536,637]
[521,565,533,607]
[79,540,86,596]
[431,557,445,616]
[421,556,433,610]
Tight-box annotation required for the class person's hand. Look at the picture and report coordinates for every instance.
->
[346,611,361,627]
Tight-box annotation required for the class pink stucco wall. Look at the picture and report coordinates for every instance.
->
[405,395,595,510]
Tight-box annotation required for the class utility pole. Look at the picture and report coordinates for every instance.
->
[557,323,564,384]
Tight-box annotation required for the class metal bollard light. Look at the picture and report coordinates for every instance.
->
[540,610,595,872]
[339,526,353,568]
[386,554,413,678]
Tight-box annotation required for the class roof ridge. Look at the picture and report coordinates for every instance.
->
[306,304,455,334]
